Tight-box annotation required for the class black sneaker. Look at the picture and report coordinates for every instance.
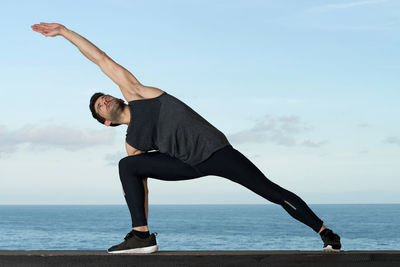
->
[107,230,158,254]
[320,229,342,252]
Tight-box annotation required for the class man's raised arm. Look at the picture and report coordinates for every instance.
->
[31,22,141,101]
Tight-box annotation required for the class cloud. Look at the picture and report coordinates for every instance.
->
[104,151,126,166]
[301,140,328,148]
[227,114,325,148]
[383,136,400,145]
[0,124,116,156]
[305,0,388,13]
[357,123,371,128]
[0,125,17,155]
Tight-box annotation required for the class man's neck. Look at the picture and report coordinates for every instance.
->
[115,105,131,125]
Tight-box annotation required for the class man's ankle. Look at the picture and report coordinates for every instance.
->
[133,226,149,232]
[132,229,150,239]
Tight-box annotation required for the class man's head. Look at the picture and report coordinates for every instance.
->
[89,92,126,127]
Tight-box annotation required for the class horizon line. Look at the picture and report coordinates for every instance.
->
[0,203,399,205]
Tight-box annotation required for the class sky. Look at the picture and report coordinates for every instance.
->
[0,0,399,204]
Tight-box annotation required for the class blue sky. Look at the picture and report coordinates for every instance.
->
[1,0,399,204]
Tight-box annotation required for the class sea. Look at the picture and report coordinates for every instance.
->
[0,204,399,251]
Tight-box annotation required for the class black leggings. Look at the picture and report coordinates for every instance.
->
[118,144,324,233]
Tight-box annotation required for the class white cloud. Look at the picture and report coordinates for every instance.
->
[302,140,328,148]
[357,123,371,128]
[104,151,126,166]
[227,114,325,148]
[0,125,17,155]
[383,136,400,145]
[0,124,116,156]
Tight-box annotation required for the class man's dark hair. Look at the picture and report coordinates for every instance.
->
[89,92,121,127]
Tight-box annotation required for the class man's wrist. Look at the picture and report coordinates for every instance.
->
[59,27,69,37]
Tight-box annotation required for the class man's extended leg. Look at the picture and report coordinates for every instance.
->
[195,144,341,251]
[195,145,324,233]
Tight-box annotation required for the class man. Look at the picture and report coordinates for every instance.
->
[31,22,342,254]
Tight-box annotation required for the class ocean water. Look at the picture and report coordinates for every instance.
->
[0,204,399,251]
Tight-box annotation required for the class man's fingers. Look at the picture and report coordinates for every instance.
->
[34,23,55,29]
[31,26,42,32]
[31,27,47,36]
[42,25,56,31]
[32,25,48,31]
[39,22,55,27]
[32,23,58,37]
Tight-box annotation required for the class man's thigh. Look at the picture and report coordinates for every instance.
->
[122,151,204,181]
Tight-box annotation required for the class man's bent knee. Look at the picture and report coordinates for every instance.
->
[118,155,146,177]
[119,156,137,173]
[118,156,130,171]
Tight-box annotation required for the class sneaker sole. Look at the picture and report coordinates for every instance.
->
[108,244,158,254]
[323,245,341,252]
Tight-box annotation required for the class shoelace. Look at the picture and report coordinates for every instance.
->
[124,230,135,241]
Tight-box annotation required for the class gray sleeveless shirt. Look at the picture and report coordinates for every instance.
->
[125,91,231,166]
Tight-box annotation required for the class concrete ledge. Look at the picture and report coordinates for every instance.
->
[0,250,399,267]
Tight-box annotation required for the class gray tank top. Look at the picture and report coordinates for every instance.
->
[125,91,231,166]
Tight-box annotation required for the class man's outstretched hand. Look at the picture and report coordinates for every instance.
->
[31,22,66,37]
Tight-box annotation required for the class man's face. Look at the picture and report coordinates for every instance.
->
[94,94,125,125]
